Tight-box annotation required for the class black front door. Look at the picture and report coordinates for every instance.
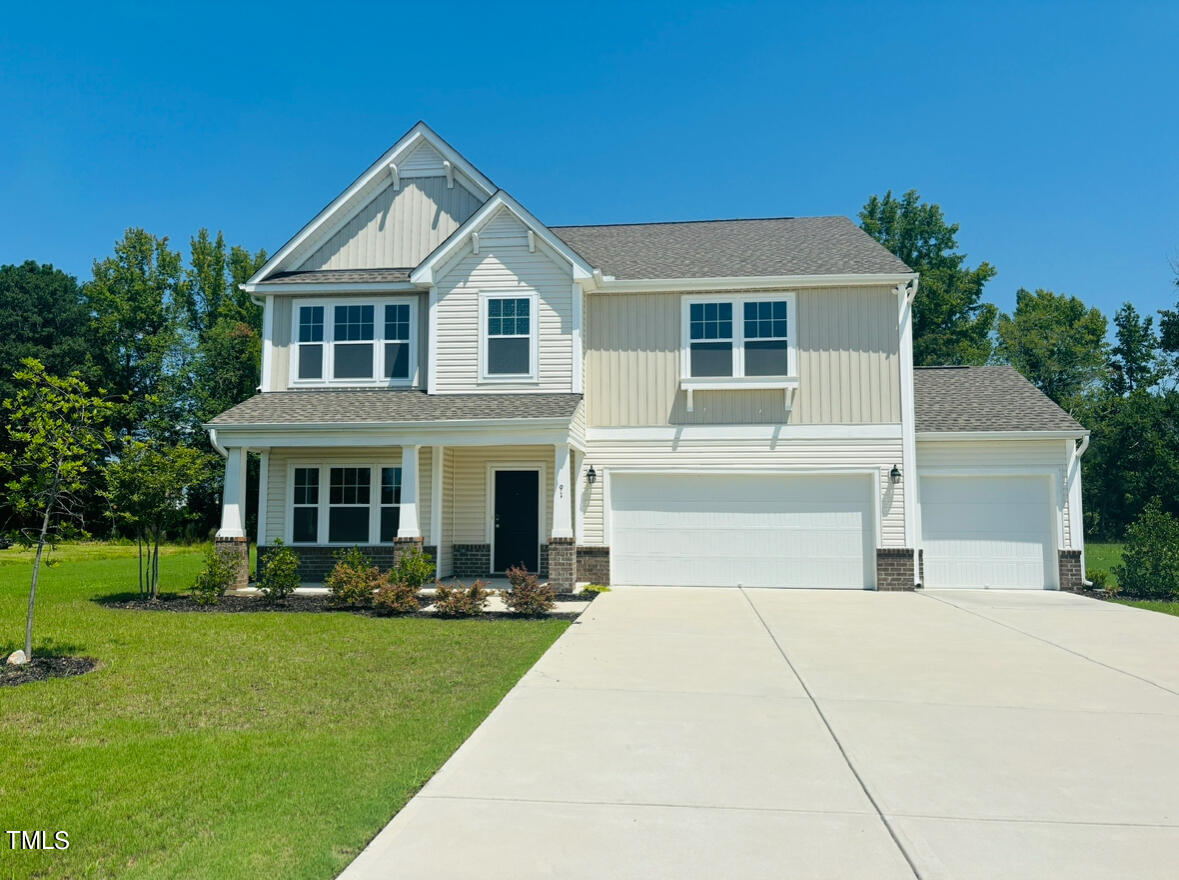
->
[493,470,539,573]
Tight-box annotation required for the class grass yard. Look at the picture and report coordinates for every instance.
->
[1113,599,1179,617]
[1085,542,1124,585]
[0,543,568,879]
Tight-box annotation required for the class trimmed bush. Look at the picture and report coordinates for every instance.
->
[258,539,300,604]
[433,579,489,617]
[1114,499,1179,600]
[325,546,385,608]
[499,565,555,616]
[392,546,435,590]
[582,584,611,594]
[373,580,421,615]
[191,544,237,606]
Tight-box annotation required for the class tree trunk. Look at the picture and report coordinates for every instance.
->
[151,530,161,599]
[25,503,52,659]
[137,531,145,599]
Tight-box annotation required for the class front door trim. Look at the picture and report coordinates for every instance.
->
[485,461,546,574]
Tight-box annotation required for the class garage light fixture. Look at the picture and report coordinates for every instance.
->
[890,464,902,484]
[586,465,597,486]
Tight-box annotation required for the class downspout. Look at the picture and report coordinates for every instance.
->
[1071,434,1091,586]
[897,276,921,586]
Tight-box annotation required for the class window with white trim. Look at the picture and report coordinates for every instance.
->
[289,464,405,545]
[484,295,534,378]
[683,294,795,379]
[290,298,416,386]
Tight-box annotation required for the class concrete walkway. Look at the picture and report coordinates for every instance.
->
[340,588,1179,879]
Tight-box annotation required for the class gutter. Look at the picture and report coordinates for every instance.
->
[589,271,918,294]
[1072,434,1092,587]
[208,428,228,458]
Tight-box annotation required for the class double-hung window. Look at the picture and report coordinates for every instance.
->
[328,467,370,543]
[482,294,536,379]
[292,467,320,543]
[379,467,402,542]
[291,298,415,386]
[288,463,405,545]
[683,294,795,379]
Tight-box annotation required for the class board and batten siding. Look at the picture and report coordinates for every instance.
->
[584,287,900,426]
[266,292,429,391]
[297,177,482,271]
[433,208,574,392]
[577,438,906,548]
[917,438,1074,548]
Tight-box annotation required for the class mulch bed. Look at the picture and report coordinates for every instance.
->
[99,590,594,621]
[1,656,98,688]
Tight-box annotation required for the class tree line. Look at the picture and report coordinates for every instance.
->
[1,195,1177,545]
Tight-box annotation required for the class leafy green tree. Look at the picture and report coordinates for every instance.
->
[103,440,213,599]
[1108,302,1161,395]
[0,360,114,659]
[1113,498,1179,599]
[85,229,188,439]
[860,190,998,365]
[994,288,1108,406]
[1159,273,1179,385]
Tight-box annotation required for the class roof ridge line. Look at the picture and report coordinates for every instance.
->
[549,216,851,230]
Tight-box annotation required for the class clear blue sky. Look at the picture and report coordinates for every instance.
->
[2,1,1176,321]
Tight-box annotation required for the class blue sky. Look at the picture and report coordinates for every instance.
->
[2,1,1176,321]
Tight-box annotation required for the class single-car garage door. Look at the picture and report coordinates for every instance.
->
[609,472,875,588]
[920,475,1057,589]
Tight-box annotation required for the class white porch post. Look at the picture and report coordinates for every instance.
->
[217,446,248,538]
[398,445,421,538]
[552,443,573,539]
[256,449,270,544]
[430,446,444,545]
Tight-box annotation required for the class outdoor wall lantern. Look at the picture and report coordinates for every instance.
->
[586,465,597,486]
[889,464,902,484]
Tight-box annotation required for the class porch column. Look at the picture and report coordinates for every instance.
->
[215,445,250,589]
[217,446,248,538]
[430,445,444,547]
[549,443,576,591]
[552,443,573,539]
[398,445,421,538]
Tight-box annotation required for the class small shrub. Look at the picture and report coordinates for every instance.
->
[582,584,611,594]
[433,579,489,617]
[258,539,300,603]
[373,580,421,615]
[392,546,435,590]
[1114,499,1179,600]
[325,546,385,608]
[191,544,237,605]
[499,565,555,615]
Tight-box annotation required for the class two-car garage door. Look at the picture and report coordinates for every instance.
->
[609,473,874,588]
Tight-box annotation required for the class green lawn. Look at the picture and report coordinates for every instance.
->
[1113,599,1179,617]
[1085,542,1123,585]
[0,543,568,879]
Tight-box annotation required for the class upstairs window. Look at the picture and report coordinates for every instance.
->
[290,298,416,386]
[682,294,796,380]
[483,294,536,379]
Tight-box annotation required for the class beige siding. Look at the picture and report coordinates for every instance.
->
[584,287,900,426]
[297,177,481,271]
[447,445,554,544]
[267,292,428,391]
[434,209,574,392]
[917,438,1073,547]
[578,438,906,548]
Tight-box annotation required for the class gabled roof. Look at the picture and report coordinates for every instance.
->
[551,216,911,280]
[255,268,413,287]
[246,122,496,285]
[411,191,595,286]
[207,390,583,426]
[914,366,1086,434]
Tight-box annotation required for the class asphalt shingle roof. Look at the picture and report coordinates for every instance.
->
[914,366,1085,433]
[207,391,582,426]
[550,216,911,280]
[257,268,413,285]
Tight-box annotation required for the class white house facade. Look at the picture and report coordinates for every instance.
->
[207,122,1089,591]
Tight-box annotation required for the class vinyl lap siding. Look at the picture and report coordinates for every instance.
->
[918,438,1073,548]
[578,439,906,548]
[584,287,900,426]
[298,177,482,271]
[448,445,554,542]
[434,209,574,392]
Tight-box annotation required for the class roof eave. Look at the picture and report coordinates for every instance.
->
[916,429,1089,441]
[589,272,918,293]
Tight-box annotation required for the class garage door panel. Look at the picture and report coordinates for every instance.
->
[921,475,1056,589]
[610,473,874,589]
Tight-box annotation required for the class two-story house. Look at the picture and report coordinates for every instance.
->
[207,123,1089,592]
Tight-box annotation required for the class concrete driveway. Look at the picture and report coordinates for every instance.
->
[340,588,1179,879]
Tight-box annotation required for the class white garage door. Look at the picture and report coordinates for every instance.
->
[609,473,874,588]
[921,475,1057,589]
